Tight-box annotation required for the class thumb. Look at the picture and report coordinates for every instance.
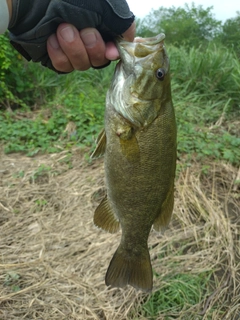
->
[121,21,136,42]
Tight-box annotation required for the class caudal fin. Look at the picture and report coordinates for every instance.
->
[105,245,153,292]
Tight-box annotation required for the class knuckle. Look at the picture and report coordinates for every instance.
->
[52,56,73,72]
[89,52,108,67]
[75,65,90,71]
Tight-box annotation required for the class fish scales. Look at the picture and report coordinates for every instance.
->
[91,34,177,291]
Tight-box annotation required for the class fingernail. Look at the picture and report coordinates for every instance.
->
[81,31,97,48]
[48,35,59,49]
[60,26,75,42]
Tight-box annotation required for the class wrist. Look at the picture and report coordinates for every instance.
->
[0,0,10,33]
[7,0,12,21]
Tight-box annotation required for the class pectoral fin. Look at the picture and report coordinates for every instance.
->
[94,195,120,233]
[153,186,174,232]
[116,125,140,163]
[120,136,140,163]
[91,128,106,159]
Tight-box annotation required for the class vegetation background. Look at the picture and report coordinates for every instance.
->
[0,3,239,319]
[0,4,239,163]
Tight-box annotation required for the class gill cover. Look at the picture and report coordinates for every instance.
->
[107,33,168,127]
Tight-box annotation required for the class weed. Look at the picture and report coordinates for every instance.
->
[29,164,51,184]
[4,271,21,292]
[0,41,239,166]
[141,272,213,318]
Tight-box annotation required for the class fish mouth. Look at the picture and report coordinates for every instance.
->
[116,33,165,60]
[133,33,165,45]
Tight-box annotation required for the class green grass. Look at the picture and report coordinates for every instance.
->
[168,43,239,105]
[141,272,213,319]
[168,43,240,165]
[0,41,239,165]
[174,93,240,165]
[0,66,113,155]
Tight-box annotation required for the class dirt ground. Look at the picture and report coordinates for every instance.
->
[0,147,239,319]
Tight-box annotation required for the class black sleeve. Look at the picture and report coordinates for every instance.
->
[8,0,135,72]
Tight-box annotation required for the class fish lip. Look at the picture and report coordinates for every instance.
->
[133,33,165,45]
[116,33,165,46]
[115,33,165,59]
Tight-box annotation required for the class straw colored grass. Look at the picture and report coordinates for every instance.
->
[0,147,239,319]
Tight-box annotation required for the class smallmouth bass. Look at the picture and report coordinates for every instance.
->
[91,34,177,292]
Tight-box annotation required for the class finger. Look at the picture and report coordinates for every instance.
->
[47,34,74,72]
[105,42,119,61]
[57,23,91,71]
[105,21,136,61]
[122,21,136,42]
[80,28,109,68]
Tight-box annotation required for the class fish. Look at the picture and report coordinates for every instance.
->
[91,33,177,292]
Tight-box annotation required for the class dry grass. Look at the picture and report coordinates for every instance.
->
[0,147,239,319]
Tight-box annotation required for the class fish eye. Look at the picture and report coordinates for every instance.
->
[156,68,165,81]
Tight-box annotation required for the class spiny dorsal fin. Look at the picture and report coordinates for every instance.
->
[153,186,174,232]
[94,195,120,233]
[91,128,106,159]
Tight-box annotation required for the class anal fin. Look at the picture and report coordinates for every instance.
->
[94,195,120,233]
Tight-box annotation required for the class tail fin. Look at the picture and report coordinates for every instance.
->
[105,244,153,292]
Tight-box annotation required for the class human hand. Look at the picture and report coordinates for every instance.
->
[8,0,135,73]
[47,22,135,73]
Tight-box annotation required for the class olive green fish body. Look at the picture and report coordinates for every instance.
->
[92,34,177,291]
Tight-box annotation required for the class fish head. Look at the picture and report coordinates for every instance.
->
[108,33,171,127]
